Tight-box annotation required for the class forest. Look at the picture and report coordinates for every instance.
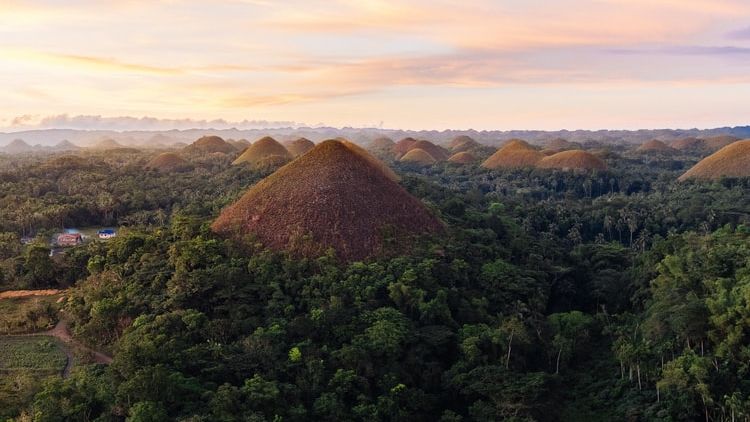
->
[1,138,750,422]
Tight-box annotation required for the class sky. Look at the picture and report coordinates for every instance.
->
[2,0,750,131]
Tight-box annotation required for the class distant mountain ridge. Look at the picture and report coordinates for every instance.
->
[2,126,749,150]
[0,138,80,154]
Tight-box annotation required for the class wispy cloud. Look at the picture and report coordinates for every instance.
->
[2,114,301,131]
[3,0,750,129]
[608,45,750,56]
[727,26,750,40]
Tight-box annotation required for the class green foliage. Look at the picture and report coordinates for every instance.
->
[2,146,750,420]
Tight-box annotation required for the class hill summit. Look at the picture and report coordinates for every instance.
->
[2,139,33,154]
[482,139,543,169]
[637,139,675,154]
[679,140,750,181]
[448,151,476,164]
[212,140,442,261]
[537,150,607,171]
[232,136,291,167]
[145,152,190,172]
[185,136,236,154]
[285,138,315,157]
[400,148,437,165]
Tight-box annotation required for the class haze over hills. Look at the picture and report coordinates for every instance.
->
[4,125,750,151]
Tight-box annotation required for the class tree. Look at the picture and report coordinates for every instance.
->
[547,311,593,374]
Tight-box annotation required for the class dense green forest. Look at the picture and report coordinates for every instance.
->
[1,145,750,421]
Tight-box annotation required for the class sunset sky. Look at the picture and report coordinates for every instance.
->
[2,0,750,130]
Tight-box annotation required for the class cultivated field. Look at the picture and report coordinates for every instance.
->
[0,336,67,374]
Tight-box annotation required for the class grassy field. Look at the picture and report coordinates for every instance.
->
[0,336,67,374]
[0,294,62,335]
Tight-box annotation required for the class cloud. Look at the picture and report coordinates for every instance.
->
[2,115,302,131]
[609,45,750,56]
[727,26,750,40]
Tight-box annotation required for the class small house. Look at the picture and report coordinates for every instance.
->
[57,233,82,247]
[97,229,116,239]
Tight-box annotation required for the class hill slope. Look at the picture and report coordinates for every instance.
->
[448,151,477,164]
[679,140,750,181]
[637,140,675,154]
[184,136,236,154]
[537,150,607,171]
[145,153,190,172]
[233,136,291,166]
[212,140,443,261]
[400,148,437,165]
[482,139,544,169]
[285,138,315,157]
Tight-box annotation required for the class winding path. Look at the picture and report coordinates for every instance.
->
[45,319,113,365]
[1,289,113,377]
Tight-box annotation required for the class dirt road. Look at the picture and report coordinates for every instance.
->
[0,289,61,299]
[46,319,113,365]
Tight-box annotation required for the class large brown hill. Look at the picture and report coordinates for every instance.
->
[400,148,437,165]
[449,136,479,152]
[545,138,577,151]
[370,137,395,150]
[702,135,740,152]
[448,151,477,164]
[185,136,236,154]
[341,140,400,181]
[212,140,443,261]
[678,140,750,181]
[228,139,251,151]
[410,140,449,161]
[482,139,543,169]
[537,150,607,171]
[393,137,418,157]
[92,138,124,150]
[285,138,315,157]
[233,136,291,167]
[145,152,190,172]
[670,137,703,151]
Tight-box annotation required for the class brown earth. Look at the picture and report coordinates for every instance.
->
[392,137,419,157]
[482,139,544,169]
[0,289,61,299]
[544,138,576,151]
[702,135,740,152]
[636,140,675,154]
[286,138,315,157]
[679,139,750,181]
[370,136,395,150]
[233,136,292,167]
[449,136,479,152]
[341,140,400,181]
[537,150,607,171]
[400,148,437,165]
[448,151,477,164]
[670,137,704,151]
[409,140,449,161]
[145,152,190,172]
[184,136,236,154]
[212,140,443,262]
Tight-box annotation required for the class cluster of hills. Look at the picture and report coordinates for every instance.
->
[482,139,607,171]
[4,125,750,150]
[182,133,750,261]
[0,138,81,154]
[6,129,750,264]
